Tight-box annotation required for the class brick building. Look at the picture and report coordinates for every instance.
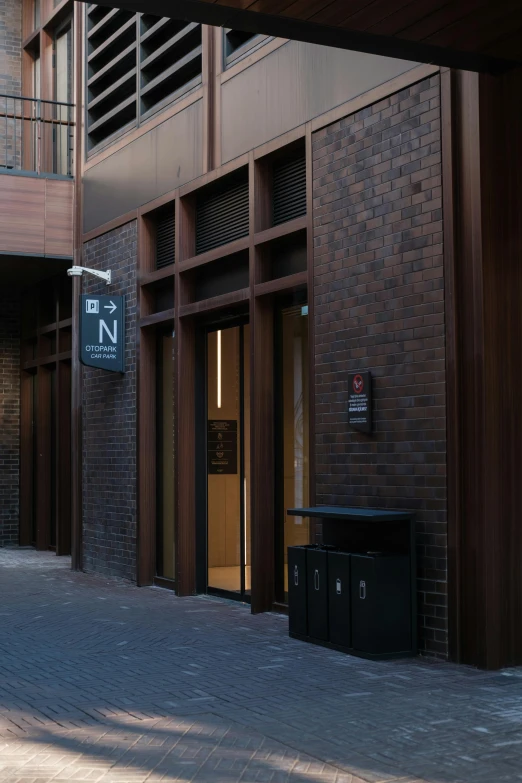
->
[0,0,521,669]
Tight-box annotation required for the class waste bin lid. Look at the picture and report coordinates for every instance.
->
[287,506,414,522]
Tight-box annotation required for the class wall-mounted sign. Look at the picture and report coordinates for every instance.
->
[348,371,372,433]
[80,295,125,373]
[208,420,237,474]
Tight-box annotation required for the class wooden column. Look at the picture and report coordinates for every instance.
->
[19,372,34,546]
[137,324,156,585]
[71,3,83,571]
[444,68,522,669]
[250,294,275,613]
[175,315,196,596]
[56,360,72,555]
[35,366,51,550]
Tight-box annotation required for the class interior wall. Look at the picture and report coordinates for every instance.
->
[0,290,20,547]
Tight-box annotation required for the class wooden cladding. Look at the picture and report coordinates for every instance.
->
[0,174,73,257]
[86,5,203,150]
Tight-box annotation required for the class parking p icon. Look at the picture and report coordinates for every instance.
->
[86,299,99,314]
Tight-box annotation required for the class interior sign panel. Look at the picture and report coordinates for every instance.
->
[208,420,238,474]
[80,294,125,373]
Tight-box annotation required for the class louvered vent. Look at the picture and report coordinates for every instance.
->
[273,156,306,226]
[196,176,249,255]
[140,17,202,118]
[155,211,175,269]
[86,4,138,150]
[86,6,203,150]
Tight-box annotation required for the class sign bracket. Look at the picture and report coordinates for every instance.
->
[67,265,111,285]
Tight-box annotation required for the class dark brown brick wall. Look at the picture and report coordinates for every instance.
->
[0,291,20,546]
[312,74,446,658]
[0,0,21,169]
[82,221,137,580]
[0,0,21,94]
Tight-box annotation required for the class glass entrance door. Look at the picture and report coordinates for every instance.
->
[206,324,250,598]
[275,303,310,604]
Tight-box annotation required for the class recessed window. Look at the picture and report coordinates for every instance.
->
[223,28,269,67]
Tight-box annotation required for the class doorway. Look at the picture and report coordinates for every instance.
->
[274,302,310,605]
[205,323,250,599]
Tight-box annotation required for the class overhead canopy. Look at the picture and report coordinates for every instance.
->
[83,0,522,74]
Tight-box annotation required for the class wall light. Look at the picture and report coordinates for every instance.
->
[217,330,222,409]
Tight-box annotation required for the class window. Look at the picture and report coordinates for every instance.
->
[223,28,269,67]
[54,23,73,175]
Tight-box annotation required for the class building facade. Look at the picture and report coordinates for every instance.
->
[1,0,522,670]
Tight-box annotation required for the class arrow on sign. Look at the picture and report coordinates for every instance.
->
[104,301,117,314]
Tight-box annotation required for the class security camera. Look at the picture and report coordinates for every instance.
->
[67,266,83,277]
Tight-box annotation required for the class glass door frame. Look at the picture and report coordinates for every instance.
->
[274,291,309,606]
[154,323,176,591]
[195,315,251,603]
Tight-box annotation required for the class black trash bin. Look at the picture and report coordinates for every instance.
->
[327,550,352,648]
[287,545,309,636]
[351,553,411,655]
[306,547,329,641]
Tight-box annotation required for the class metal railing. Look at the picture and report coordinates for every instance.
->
[0,94,75,177]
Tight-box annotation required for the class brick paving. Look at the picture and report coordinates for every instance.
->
[1,550,522,782]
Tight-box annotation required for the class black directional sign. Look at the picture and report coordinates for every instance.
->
[80,294,125,373]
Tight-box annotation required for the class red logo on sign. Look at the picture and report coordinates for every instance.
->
[353,374,364,394]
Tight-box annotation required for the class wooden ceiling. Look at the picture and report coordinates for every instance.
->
[98,0,522,73]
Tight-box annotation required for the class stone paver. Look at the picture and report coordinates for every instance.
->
[1,549,522,782]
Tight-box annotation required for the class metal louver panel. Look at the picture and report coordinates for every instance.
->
[273,156,306,226]
[156,212,175,269]
[196,179,249,255]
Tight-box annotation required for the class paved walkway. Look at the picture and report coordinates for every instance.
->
[1,551,522,783]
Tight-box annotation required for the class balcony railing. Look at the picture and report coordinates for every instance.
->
[0,94,75,178]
